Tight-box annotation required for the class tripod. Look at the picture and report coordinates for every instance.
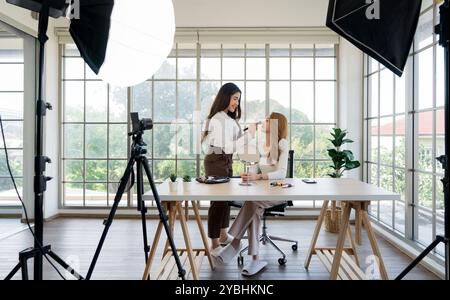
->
[396,0,449,280]
[85,126,186,280]
[5,1,82,280]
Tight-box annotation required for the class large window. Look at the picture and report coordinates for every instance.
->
[0,29,24,206]
[61,42,337,208]
[364,1,444,257]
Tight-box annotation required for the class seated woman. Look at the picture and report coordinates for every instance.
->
[213,112,289,276]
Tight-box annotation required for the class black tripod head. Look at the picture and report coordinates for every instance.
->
[129,112,153,155]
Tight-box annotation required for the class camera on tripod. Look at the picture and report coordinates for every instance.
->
[130,112,153,135]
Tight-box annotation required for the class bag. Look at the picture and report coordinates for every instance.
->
[196,176,230,184]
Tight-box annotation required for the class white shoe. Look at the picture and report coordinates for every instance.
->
[210,246,222,257]
[217,242,242,264]
[241,260,268,276]
[219,234,234,246]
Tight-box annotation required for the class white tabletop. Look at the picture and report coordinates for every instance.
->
[143,178,400,202]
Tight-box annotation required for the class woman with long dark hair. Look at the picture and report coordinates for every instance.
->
[202,82,256,254]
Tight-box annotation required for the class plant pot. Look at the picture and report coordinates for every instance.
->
[324,203,342,233]
[182,182,191,192]
[168,181,178,193]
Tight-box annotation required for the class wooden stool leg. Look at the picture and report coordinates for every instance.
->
[176,202,199,280]
[305,200,329,269]
[142,220,163,280]
[163,203,177,256]
[330,202,352,280]
[361,208,389,280]
[346,218,360,267]
[185,201,189,221]
[191,201,214,270]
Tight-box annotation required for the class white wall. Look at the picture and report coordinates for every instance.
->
[338,39,364,180]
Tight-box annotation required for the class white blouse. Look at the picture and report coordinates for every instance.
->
[249,138,289,180]
[203,111,251,155]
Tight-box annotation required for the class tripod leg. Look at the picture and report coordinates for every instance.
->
[395,237,443,280]
[4,262,21,280]
[47,250,84,280]
[136,159,150,265]
[163,204,177,256]
[20,255,29,280]
[141,158,186,280]
[85,157,135,280]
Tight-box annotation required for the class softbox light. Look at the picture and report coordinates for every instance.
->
[326,0,422,77]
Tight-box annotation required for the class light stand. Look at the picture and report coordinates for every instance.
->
[85,113,186,280]
[5,1,82,280]
[396,0,449,280]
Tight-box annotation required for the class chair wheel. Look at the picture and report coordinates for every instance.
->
[278,258,287,265]
[237,256,244,265]
[292,244,298,251]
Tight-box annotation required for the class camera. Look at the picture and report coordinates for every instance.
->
[130,112,153,134]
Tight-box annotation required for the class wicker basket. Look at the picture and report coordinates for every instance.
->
[324,202,342,233]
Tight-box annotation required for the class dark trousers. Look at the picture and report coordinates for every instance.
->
[204,153,233,239]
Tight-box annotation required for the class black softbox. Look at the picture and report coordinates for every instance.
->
[327,0,422,76]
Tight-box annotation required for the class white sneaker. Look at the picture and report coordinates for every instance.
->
[219,234,234,246]
[210,246,222,257]
[241,260,268,276]
[217,242,242,264]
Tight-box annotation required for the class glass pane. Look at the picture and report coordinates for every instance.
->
[177,160,196,178]
[379,117,393,165]
[86,81,108,122]
[414,10,433,50]
[0,92,23,119]
[223,44,244,57]
[379,200,393,227]
[291,125,313,160]
[153,124,175,158]
[436,176,444,218]
[270,44,289,57]
[246,58,266,80]
[201,58,220,80]
[63,57,84,79]
[109,124,128,158]
[295,161,313,178]
[177,43,196,57]
[316,44,335,56]
[64,81,84,122]
[178,81,196,121]
[64,183,83,206]
[417,47,433,110]
[86,160,107,181]
[0,48,23,63]
[370,163,379,186]
[315,82,335,123]
[64,160,83,181]
[269,58,289,80]
[394,168,407,200]
[394,200,406,234]
[417,111,433,172]
[395,71,406,114]
[0,121,22,148]
[109,86,127,122]
[0,149,22,176]
[245,81,266,121]
[154,81,176,122]
[291,44,314,57]
[315,58,335,80]
[315,125,333,159]
[417,208,433,245]
[436,46,444,107]
[436,109,444,174]
[200,81,221,122]
[292,58,313,80]
[154,58,176,79]
[379,69,394,116]
[177,124,194,159]
[370,119,379,163]
[222,58,244,80]
[292,81,314,123]
[315,161,330,178]
[269,82,290,119]
[395,122,406,168]
[369,74,379,117]
[178,58,196,80]
[132,81,152,119]
[418,173,433,210]
[109,182,128,206]
[153,160,176,182]
[64,124,83,158]
[85,63,101,80]
[246,44,265,57]
[85,183,107,206]
[369,57,379,73]
[201,44,220,57]
[85,124,107,158]
[109,160,127,182]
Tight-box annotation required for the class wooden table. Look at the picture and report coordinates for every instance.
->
[143,178,400,280]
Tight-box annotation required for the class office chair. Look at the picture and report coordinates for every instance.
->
[230,150,298,266]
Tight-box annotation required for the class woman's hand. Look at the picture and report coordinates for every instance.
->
[240,172,260,182]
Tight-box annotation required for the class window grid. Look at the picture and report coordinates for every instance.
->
[61,42,338,208]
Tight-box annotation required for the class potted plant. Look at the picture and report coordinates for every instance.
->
[168,173,178,193]
[324,128,361,233]
[182,175,192,192]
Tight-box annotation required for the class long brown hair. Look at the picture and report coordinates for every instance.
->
[267,112,288,164]
[202,83,242,143]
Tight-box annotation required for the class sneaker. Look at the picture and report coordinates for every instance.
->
[210,246,222,257]
[219,234,234,246]
[216,242,242,264]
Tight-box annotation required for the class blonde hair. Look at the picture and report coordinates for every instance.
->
[267,112,288,164]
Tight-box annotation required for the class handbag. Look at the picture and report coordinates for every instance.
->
[196,176,230,184]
